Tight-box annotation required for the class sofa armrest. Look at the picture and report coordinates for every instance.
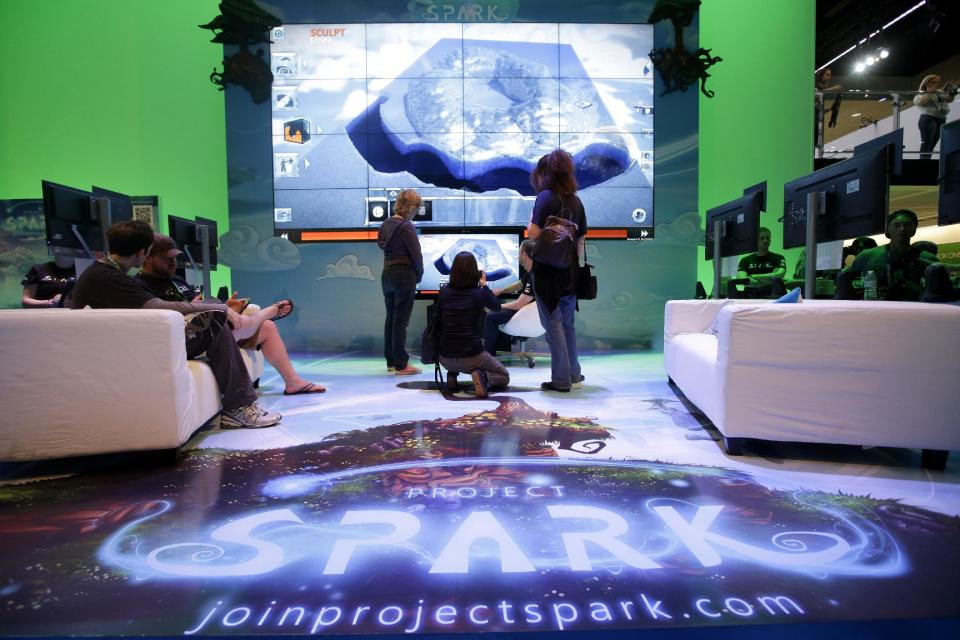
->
[0,308,195,459]
[664,300,731,340]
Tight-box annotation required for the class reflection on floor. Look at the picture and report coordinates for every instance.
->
[1,352,958,636]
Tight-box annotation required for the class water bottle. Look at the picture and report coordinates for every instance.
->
[863,270,878,300]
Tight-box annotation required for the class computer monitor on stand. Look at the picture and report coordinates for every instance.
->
[43,180,122,276]
[168,215,218,297]
[782,147,890,297]
[704,181,767,298]
[939,121,960,226]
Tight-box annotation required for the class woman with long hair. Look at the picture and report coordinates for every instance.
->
[438,251,510,398]
[377,189,424,376]
[527,149,587,392]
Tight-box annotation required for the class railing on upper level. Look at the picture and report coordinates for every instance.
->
[815,89,958,160]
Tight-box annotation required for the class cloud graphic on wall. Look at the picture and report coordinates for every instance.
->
[218,225,301,272]
[654,211,703,245]
[316,255,376,282]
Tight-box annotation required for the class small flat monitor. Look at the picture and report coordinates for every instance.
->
[42,180,101,257]
[939,120,960,226]
[194,216,219,268]
[854,127,904,175]
[167,215,217,270]
[704,190,762,260]
[782,146,889,249]
[91,186,133,226]
[417,227,523,297]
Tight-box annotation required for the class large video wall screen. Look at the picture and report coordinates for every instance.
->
[270,23,654,231]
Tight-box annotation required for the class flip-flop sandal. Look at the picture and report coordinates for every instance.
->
[283,382,325,395]
[271,299,294,321]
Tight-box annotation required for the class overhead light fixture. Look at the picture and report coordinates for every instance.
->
[855,61,866,73]
[878,47,890,59]
[816,1,926,73]
[866,55,876,65]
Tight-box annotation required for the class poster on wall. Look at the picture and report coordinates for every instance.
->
[0,199,46,308]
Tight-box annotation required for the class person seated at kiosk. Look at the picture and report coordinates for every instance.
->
[438,251,510,398]
[733,227,786,297]
[21,249,76,308]
[484,249,535,356]
[843,210,939,301]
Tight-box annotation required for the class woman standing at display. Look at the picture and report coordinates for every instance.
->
[914,74,957,159]
[377,189,424,376]
[21,251,76,308]
[527,149,587,392]
[438,251,510,398]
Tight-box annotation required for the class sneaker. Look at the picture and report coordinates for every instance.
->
[572,374,586,387]
[446,372,460,393]
[395,365,421,376]
[220,402,282,429]
[471,370,489,398]
[541,381,571,393]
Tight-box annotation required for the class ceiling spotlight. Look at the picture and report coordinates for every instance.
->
[879,47,890,59]
[866,55,876,65]
[855,61,866,73]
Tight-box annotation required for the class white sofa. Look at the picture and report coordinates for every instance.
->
[0,308,264,462]
[664,299,960,467]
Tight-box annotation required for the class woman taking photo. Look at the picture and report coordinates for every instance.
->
[377,189,424,376]
[438,251,510,398]
[527,149,587,392]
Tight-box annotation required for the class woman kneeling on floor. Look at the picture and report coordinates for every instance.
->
[438,252,510,398]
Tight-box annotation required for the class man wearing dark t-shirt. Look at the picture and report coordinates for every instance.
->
[735,226,786,297]
[71,221,281,429]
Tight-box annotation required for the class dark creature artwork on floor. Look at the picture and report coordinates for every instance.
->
[647,0,723,97]
[199,0,281,104]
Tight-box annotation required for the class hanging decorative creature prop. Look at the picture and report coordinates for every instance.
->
[199,0,282,104]
[647,0,723,98]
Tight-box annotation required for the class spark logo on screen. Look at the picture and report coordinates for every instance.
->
[409,1,517,22]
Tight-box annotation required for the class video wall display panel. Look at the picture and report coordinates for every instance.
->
[269,22,654,233]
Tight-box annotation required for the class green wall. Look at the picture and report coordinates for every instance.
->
[0,0,231,293]
[698,0,815,288]
[0,0,813,303]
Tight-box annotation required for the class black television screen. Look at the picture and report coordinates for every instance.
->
[42,180,102,256]
[91,186,133,226]
[195,216,219,268]
[854,127,904,176]
[939,120,960,226]
[416,228,523,296]
[168,215,218,269]
[782,147,889,249]
[269,22,654,234]
[704,190,762,260]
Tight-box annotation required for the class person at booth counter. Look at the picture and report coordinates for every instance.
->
[21,250,76,308]
[846,210,938,301]
[736,227,786,295]
[914,74,957,160]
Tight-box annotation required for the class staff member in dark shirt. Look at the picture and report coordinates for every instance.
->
[71,221,281,429]
[377,189,424,376]
[21,251,76,308]
[484,249,535,355]
[438,251,510,398]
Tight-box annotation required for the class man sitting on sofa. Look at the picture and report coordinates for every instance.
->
[70,221,282,429]
[135,234,324,395]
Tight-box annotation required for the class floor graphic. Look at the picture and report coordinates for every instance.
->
[1,353,958,635]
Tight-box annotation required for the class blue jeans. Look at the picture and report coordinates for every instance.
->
[483,309,517,355]
[535,294,580,389]
[919,114,945,160]
[382,265,417,369]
